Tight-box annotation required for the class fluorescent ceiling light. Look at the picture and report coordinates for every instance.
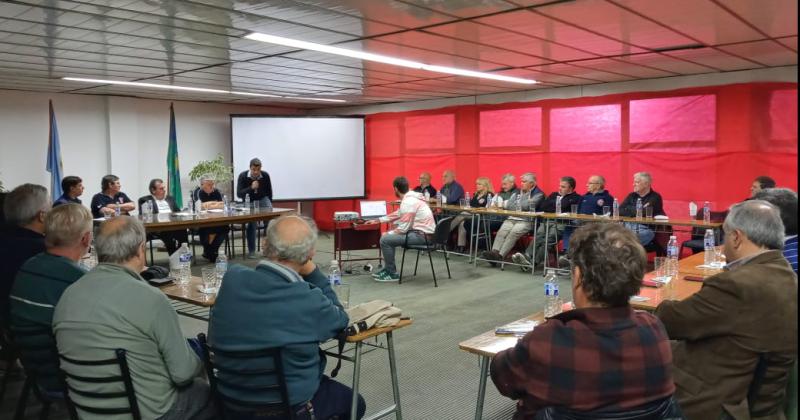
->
[63,77,232,94]
[62,77,342,102]
[287,97,347,103]
[244,32,537,85]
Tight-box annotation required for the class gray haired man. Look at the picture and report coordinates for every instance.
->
[54,216,215,420]
[209,215,365,419]
[482,172,545,264]
[0,183,49,327]
[656,200,797,419]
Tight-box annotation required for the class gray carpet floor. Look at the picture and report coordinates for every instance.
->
[1,231,573,420]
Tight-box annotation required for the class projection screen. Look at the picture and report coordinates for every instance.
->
[231,115,365,201]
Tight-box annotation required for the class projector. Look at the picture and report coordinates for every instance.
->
[334,211,359,221]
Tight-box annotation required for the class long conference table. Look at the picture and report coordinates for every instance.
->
[432,203,722,272]
[458,250,722,420]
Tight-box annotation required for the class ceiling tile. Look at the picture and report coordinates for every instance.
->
[718,0,797,38]
[664,47,762,71]
[613,0,764,45]
[718,40,798,67]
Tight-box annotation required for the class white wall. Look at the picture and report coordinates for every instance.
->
[0,90,298,206]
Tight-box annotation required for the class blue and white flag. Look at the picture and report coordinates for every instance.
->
[46,99,63,201]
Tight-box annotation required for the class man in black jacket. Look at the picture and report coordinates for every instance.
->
[236,158,273,259]
[619,172,665,246]
[0,184,48,329]
[138,178,188,256]
[512,176,582,269]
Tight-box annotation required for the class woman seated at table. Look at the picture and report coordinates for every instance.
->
[192,177,228,262]
[449,177,494,253]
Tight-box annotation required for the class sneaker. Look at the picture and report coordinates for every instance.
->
[247,252,259,260]
[374,270,400,282]
[371,268,388,278]
[512,252,532,272]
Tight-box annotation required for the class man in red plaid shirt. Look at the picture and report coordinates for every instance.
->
[491,223,675,419]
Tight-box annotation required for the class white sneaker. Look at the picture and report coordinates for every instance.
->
[511,252,532,271]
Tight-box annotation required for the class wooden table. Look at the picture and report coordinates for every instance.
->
[631,251,723,311]
[159,276,216,320]
[336,319,413,420]
[141,207,295,232]
[458,312,545,420]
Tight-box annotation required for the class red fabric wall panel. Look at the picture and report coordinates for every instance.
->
[313,83,797,234]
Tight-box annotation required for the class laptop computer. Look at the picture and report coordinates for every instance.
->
[359,200,388,220]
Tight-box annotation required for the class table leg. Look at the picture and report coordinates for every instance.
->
[350,341,363,420]
[474,355,489,420]
[386,331,403,420]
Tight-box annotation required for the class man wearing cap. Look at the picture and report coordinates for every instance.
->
[237,158,273,259]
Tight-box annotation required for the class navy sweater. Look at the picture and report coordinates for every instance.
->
[579,190,615,215]
[209,263,348,405]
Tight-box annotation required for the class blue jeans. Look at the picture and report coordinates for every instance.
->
[246,197,272,252]
[624,222,655,246]
[222,376,365,420]
[380,231,428,274]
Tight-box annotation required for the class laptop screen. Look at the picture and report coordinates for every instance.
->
[360,200,388,218]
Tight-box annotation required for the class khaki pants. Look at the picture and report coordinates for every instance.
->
[491,219,533,257]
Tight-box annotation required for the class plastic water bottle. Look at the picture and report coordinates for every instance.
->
[555,195,562,214]
[423,190,430,201]
[178,243,192,285]
[188,194,194,213]
[636,198,643,220]
[543,270,561,317]
[464,191,471,208]
[195,199,203,215]
[215,253,228,286]
[515,193,522,212]
[435,191,442,206]
[223,195,230,215]
[328,260,342,286]
[666,236,679,279]
[244,193,251,212]
[703,201,711,224]
[704,229,715,266]
[612,198,619,219]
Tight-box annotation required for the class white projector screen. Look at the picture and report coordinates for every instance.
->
[231,116,365,201]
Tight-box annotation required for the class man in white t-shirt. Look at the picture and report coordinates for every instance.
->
[138,178,188,256]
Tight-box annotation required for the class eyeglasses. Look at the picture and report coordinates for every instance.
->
[587,182,600,185]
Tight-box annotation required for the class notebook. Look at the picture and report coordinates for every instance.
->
[360,200,388,220]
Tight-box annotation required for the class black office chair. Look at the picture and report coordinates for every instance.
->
[197,333,294,420]
[11,325,68,420]
[681,210,728,255]
[399,216,453,287]
[59,349,141,420]
[533,395,685,419]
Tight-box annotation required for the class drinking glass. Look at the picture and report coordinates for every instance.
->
[645,206,654,219]
[201,267,216,294]
[602,206,610,217]
[713,246,725,268]
[333,283,350,309]
[253,200,260,212]
[654,257,668,282]
[570,204,578,216]
[459,198,467,208]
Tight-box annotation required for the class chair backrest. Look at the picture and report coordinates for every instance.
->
[136,196,150,212]
[197,333,293,419]
[432,216,455,247]
[59,349,141,420]
[533,395,684,420]
[747,352,797,419]
[11,324,63,392]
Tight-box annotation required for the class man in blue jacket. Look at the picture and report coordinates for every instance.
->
[209,215,365,420]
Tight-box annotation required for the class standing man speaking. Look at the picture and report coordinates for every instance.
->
[237,157,273,259]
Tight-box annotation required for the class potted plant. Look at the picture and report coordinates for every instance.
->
[188,154,234,195]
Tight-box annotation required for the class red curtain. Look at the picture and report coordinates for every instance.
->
[314,82,798,234]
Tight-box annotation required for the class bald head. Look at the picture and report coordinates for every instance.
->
[263,215,318,265]
[442,170,455,185]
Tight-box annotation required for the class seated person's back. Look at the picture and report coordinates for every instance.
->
[491,223,674,419]
[53,216,208,420]
[209,215,363,420]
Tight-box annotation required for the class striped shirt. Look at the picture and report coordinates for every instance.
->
[9,252,86,390]
[785,235,798,274]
